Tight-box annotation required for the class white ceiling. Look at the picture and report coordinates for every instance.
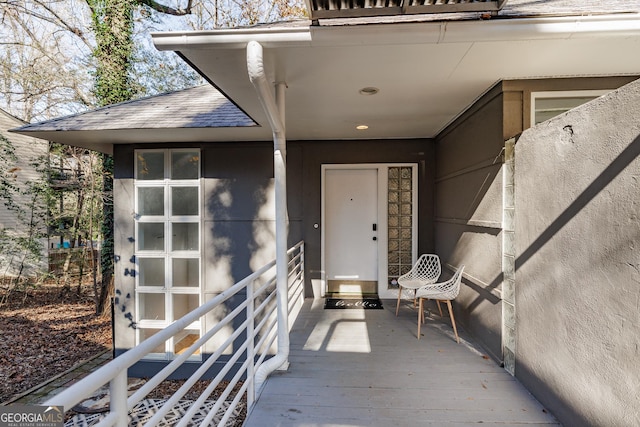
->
[152,14,640,142]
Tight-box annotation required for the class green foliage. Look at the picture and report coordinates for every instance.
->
[0,135,20,212]
[85,1,132,299]
[87,0,136,107]
[100,153,114,292]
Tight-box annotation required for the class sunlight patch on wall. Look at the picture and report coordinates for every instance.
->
[207,253,233,293]
[218,189,233,208]
[208,179,233,210]
[250,181,276,271]
[203,296,233,356]
[256,180,275,220]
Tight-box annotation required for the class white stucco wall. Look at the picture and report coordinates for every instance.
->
[515,78,640,426]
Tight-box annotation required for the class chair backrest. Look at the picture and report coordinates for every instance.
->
[440,264,465,300]
[411,254,441,282]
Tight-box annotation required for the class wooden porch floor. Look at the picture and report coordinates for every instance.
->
[244,298,560,427]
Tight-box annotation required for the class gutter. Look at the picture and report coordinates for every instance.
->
[246,40,290,392]
[152,14,640,51]
[153,27,312,50]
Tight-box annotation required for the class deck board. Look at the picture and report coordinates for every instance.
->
[244,298,559,427]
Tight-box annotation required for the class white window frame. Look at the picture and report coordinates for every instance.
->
[531,89,610,126]
[134,148,203,360]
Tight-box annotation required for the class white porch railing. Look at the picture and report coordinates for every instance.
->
[45,241,305,427]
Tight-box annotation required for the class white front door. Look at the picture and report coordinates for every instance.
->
[324,168,379,295]
[322,164,418,299]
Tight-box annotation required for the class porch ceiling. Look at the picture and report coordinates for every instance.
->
[152,14,640,142]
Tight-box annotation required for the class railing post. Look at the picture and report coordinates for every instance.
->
[110,370,128,427]
[247,278,256,408]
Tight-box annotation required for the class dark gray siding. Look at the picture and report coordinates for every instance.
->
[113,139,434,376]
[435,85,506,361]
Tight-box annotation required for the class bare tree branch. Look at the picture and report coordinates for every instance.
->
[4,1,91,48]
[32,0,90,45]
[135,0,193,16]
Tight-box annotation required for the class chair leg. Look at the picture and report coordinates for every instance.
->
[445,300,460,343]
[417,297,423,339]
[436,300,443,317]
[396,286,402,316]
[413,289,417,307]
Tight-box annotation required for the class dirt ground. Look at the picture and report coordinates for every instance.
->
[0,284,247,426]
[0,284,111,403]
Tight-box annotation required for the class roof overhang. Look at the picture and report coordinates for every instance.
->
[7,128,264,155]
[9,85,258,154]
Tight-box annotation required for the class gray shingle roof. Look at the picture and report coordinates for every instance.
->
[15,85,256,132]
[311,0,640,25]
[500,0,640,17]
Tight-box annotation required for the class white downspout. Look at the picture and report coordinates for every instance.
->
[247,40,290,392]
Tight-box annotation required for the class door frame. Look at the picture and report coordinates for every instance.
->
[321,163,418,299]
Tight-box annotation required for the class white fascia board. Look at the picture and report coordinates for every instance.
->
[440,14,640,43]
[152,13,640,51]
[152,26,312,50]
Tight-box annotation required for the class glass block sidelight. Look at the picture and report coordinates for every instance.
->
[387,166,414,289]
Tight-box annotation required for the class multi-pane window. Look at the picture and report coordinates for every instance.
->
[135,149,201,359]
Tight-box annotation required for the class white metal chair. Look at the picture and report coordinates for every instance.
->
[416,264,465,342]
[395,254,441,316]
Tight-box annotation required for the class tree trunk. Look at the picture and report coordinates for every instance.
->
[88,0,134,314]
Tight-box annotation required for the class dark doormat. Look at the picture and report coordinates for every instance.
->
[324,297,384,309]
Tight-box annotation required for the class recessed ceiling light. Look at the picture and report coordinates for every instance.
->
[356,125,369,130]
[359,87,379,96]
